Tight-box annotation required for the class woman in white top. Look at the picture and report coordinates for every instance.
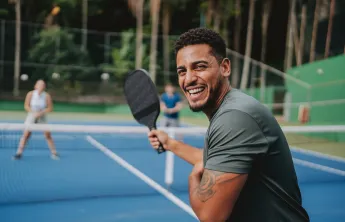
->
[13,80,58,160]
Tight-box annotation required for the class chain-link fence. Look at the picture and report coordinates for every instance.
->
[4,19,337,123]
[0,20,179,100]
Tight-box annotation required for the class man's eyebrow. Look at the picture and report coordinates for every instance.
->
[192,60,209,65]
[177,65,185,70]
[177,60,209,70]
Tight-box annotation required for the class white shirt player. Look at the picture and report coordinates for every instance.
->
[30,90,47,112]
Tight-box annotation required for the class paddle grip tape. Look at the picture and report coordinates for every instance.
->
[151,127,166,154]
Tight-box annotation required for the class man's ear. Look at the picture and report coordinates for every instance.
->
[220,58,231,78]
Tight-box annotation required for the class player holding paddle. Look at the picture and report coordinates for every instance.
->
[148,28,310,221]
[13,80,59,160]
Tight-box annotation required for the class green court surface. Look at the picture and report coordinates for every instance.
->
[1,110,344,158]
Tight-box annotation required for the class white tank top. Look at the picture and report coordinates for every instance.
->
[30,90,47,112]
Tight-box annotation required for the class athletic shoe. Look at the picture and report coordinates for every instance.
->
[51,153,60,160]
[12,153,22,160]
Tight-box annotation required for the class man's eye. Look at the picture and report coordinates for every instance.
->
[196,65,207,70]
[177,70,186,76]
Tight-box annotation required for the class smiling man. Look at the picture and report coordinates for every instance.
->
[148,28,309,222]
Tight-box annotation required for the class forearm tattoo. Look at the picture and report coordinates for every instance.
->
[195,170,224,202]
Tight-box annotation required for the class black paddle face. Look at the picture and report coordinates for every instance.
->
[124,69,165,154]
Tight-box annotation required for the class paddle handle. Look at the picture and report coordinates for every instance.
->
[151,127,166,154]
[157,143,166,154]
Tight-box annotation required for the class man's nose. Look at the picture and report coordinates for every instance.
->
[185,70,197,85]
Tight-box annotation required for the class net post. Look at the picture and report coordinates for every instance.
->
[165,128,175,188]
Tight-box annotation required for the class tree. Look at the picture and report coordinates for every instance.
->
[240,0,256,90]
[309,0,321,62]
[8,0,21,96]
[232,0,242,88]
[101,29,150,83]
[127,0,144,69]
[149,0,161,84]
[324,0,335,58]
[200,0,233,39]
[284,0,296,70]
[259,0,272,102]
[161,0,189,83]
[28,27,91,83]
[297,1,307,65]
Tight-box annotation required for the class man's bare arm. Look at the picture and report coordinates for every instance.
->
[189,169,248,222]
[148,130,203,165]
[167,139,203,165]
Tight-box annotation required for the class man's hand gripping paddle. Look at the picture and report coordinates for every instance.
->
[124,69,166,154]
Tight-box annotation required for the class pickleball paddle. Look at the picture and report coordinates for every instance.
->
[123,69,166,154]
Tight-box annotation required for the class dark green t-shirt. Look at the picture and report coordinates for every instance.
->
[203,89,309,222]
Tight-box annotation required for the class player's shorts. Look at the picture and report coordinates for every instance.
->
[24,112,47,124]
[160,116,180,127]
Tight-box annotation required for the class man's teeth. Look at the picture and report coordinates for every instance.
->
[188,88,204,94]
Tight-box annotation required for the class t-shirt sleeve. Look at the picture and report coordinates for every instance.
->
[175,93,181,103]
[205,109,269,174]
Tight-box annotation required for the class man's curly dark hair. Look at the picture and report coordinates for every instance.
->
[174,28,226,63]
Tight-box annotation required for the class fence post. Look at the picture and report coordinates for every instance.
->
[260,65,266,103]
[104,33,110,64]
[165,128,175,188]
[0,20,5,84]
[13,0,21,96]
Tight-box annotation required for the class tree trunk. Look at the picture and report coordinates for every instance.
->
[81,0,88,51]
[213,0,221,33]
[298,3,307,65]
[260,0,272,102]
[232,0,241,88]
[135,0,144,69]
[149,0,161,84]
[310,0,320,62]
[206,0,215,27]
[162,3,170,84]
[13,0,21,96]
[222,17,229,46]
[240,0,255,90]
[324,0,335,58]
[285,0,296,70]
[292,11,300,65]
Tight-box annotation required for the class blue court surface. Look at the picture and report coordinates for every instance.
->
[0,121,344,222]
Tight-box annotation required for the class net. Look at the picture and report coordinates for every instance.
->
[1,123,345,205]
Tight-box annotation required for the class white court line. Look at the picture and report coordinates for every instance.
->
[293,158,345,176]
[291,147,345,163]
[85,135,198,220]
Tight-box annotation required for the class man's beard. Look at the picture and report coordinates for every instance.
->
[188,77,223,112]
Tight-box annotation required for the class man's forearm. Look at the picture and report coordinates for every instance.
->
[167,139,202,165]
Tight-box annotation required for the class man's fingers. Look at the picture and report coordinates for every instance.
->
[148,130,158,137]
[149,137,158,143]
[152,141,160,149]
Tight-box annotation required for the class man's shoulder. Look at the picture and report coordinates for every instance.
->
[210,109,256,131]
[210,89,274,132]
[216,89,264,118]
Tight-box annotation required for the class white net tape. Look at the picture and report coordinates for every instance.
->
[1,123,345,134]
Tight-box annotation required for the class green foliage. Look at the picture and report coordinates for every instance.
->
[100,29,150,83]
[0,9,8,16]
[28,26,92,83]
